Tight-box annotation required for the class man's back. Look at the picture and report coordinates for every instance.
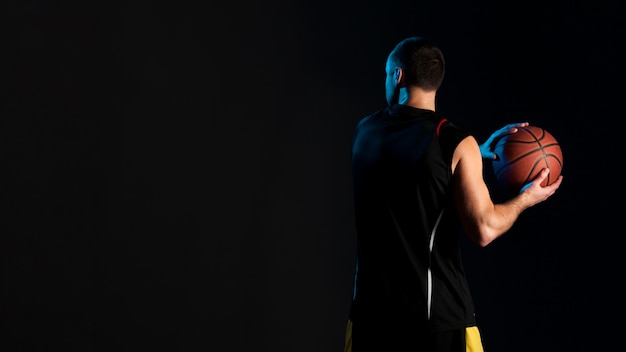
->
[349,104,475,348]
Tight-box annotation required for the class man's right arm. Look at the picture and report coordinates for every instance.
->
[451,135,563,247]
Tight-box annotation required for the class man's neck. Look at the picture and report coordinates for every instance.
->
[398,87,437,111]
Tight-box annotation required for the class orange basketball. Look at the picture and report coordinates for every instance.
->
[492,126,563,193]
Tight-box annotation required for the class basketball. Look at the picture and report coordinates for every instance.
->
[492,125,563,193]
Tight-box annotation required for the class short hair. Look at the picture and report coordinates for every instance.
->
[388,37,445,91]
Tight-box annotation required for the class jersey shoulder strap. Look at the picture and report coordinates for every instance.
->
[435,117,471,163]
[436,118,448,137]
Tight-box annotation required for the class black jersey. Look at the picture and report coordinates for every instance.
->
[349,104,474,338]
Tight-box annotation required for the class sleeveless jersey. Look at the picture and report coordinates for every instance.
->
[349,104,475,337]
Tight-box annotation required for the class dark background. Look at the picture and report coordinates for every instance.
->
[3,1,624,351]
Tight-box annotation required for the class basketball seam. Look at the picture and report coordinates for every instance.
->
[492,126,562,191]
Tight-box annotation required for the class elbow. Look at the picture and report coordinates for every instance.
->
[474,235,495,248]
[466,227,499,248]
[460,212,505,247]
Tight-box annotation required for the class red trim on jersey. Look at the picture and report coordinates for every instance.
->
[436,118,448,136]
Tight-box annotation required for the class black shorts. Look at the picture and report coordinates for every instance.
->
[344,319,484,352]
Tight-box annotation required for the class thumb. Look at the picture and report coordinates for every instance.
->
[482,151,498,160]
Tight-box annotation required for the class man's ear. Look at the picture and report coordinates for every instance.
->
[394,67,405,87]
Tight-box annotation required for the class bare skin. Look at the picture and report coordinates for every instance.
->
[389,62,564,247]
[452,134,562,246]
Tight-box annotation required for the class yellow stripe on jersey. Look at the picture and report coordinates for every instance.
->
[465,326,484,352]
[344,319,353,352]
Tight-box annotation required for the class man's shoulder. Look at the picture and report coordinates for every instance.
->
[437,118,470,138]
[356,107,388,128]
[437,119,473,159]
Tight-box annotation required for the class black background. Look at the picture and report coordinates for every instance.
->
[3,1,625,351]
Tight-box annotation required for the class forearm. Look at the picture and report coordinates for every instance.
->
[484,197,528,242]
[472,190,540,246]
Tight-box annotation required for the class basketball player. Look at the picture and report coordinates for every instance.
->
[344,36,563,352]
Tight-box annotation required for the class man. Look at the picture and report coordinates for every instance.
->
[344,37,563,352]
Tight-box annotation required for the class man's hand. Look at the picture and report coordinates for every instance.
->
[519,168,563,205]
[480,122,529,160]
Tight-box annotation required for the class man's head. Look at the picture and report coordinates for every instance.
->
[385,37,445,106]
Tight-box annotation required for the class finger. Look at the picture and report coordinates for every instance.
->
[534,168,550,183]
[507,122,528,132]
[549,175,564,189]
